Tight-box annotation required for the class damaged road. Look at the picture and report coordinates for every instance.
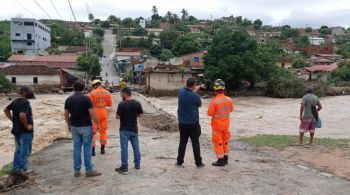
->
[4,94,350,194]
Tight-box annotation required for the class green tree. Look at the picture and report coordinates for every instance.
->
[235,16,242,25]
[160,28,180,49]
[92,27,105,37]
[306,27,313,33]
[49,21,85,46]
[319,26,331,35]
[296,35,310,47]
[337,43,350,58]
[332,61,350,81]
[256,43,282,81]
[181,8,188,21]
[151,5,161,21]
[132,27,147,36]
[292,57,307,68]
[122,18,137,30]
[253,19,263,30]
[88,13,95,22]
[101,20,111,28]
[241,18,252,27]
[266,68,306,98]
[172,35,200,56]
[204,29,261,89]
[0,36,11,61]
[77,52,101,76]
[160,49,174,61]
[280,28,299,40]
[150,45,162,58]
[187,15,198,24]
[107,15,121,24]
[0,73,15,92]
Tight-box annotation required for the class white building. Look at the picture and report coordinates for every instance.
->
[11,18,51,54]
[308,37,325,46]
[0,65,60,85]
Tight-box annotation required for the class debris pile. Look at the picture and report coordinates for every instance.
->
[140,112,178,132]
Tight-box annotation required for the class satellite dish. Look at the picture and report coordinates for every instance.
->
[38,49,49,56]
[170,57,183,66]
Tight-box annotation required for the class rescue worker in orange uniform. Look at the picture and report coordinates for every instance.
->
[207,79,234,166]
[90,80,113,156]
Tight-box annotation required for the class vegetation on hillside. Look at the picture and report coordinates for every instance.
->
[0,21,11,61]
[0,73,15,92]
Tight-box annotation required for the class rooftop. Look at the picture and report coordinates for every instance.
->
[115,51,141,56]
[8,54,78,63]
[305,63,338,73]
[0,65,59,75]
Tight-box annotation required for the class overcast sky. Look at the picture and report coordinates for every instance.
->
[1,0,349,28]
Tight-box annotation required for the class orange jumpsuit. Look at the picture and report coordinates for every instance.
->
[90,86,112,146]
[208,93,234,158]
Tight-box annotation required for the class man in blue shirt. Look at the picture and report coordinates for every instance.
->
[176,78,205,167]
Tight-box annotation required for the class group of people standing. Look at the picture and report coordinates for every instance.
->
[3,76,321,180]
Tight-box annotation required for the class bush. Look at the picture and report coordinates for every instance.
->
[266,68,306,98]
[0,73,15,92]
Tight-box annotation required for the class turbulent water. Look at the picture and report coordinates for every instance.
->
[149,95,350,139]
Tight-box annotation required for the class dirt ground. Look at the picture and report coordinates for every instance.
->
[1,94,350,194]
[278,145,350,180]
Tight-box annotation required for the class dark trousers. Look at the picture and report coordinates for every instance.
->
[177,122,202,165]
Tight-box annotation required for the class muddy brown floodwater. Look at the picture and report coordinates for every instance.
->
[149,95,350,139]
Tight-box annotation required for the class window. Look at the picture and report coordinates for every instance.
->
[27,42,32,46]
[193,57,200,62]
[282,63,285,68]
[27,33,32,40]
[24,22,34,26]
[15,33,20,36]
[35,23,37,27]
[11,77,16,84]
[33,77,38,84]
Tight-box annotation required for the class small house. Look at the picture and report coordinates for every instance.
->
[304,63,338,82]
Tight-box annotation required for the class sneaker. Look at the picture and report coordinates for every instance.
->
[115,167,128,175]
[85,170,102,177]
[74,172,81,177]
[196,163,205,168]
[135,165,140,170]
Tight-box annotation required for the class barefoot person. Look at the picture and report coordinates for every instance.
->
[208,79,234,166]
[4,86,35,179]
[299,86,322,145]
[176,78,205,168]
[64,81,102,177]
[115,87,143,174]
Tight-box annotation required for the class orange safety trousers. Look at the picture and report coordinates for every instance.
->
[212,129,231,158]
[90,86,112,146]
[208,93,234,158]
[93,108,108,146]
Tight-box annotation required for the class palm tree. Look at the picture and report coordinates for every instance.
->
[166,11,172,22]
[181,9,188,21]
[152,5,158,16]
[88,13,95,22]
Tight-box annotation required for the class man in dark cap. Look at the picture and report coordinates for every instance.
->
[4,86,35,179]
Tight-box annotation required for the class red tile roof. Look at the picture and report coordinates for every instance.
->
[305,63,338,73]
[0,65,59,75]
[8,55,78,69]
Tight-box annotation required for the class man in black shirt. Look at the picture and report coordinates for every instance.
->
[115,87,143,174]
[4,86,35,179]
[64,81,102,178]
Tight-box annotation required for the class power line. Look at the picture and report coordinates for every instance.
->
[50,0,63,20]
[14,0,36,17]
[32,0,52,19]
[84,0,92,14]
[67,0,77,22]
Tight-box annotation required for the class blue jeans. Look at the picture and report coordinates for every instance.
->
[72,126,94,172]
[13,133,33,172]
[120,130,141,169]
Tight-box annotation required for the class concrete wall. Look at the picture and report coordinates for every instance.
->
[5,75,60,85]
[147,72,194,96]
